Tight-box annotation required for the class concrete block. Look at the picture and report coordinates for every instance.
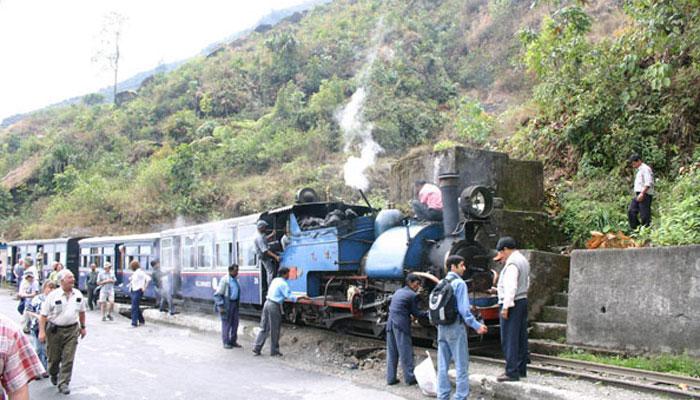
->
[531,322,567,340]
[542,306,568,324]
[567,245,700,356]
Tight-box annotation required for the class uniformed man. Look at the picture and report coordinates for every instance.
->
[38,270,87,395]
[254,220,279,289]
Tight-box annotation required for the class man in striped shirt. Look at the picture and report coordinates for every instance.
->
[0,313,44,399]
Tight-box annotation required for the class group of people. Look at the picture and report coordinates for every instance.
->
[385,236,530,399]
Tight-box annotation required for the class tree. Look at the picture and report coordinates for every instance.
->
[92,12,128,105]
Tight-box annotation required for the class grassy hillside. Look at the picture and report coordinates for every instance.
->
[0,0,697,247]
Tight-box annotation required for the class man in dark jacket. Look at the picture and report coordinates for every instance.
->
[386,273,428,385]
[214,264,241,349]
[86,263,99,311]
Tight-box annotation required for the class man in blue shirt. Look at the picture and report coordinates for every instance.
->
[386,273,428,386]
[437,255,488,400]
[253,267,309,357]
[214,264,242,349]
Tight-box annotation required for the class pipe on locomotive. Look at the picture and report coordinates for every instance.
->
[438,172,461,237]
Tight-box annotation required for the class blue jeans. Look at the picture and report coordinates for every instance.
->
[500,298,529,378]
[437,321,470,400]
[130,290,145,326]
[386,323,415,384]
[31,331,47,370]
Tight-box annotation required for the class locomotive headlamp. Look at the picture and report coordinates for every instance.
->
[459,185,495,218]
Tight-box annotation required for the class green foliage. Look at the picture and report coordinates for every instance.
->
[454,98,494,144]
[433,139,460,152]
[0,188,13,219]
[82,93,105,106]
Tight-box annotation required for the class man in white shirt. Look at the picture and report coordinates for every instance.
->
[494,236,529,382]
[128,260,151,328]
[38,270,87,395]
[628,154,654,230]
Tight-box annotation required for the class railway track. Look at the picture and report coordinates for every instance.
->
[471,353,700,399]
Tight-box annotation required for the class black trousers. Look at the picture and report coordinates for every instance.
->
[628,193,652,230]
[500,298,529,378]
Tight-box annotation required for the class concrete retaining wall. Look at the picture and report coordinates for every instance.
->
[567,245,700,356]
[519,250,570,320]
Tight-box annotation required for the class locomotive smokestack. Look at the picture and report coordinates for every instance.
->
[438,172,460,237]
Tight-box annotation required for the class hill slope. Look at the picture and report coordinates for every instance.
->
[0,0,697,247]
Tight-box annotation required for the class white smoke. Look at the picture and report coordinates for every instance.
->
[336,17,386,192]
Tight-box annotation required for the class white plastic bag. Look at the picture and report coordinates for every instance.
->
[414,350,438,397]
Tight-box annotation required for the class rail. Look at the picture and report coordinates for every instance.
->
[471,353,700,399]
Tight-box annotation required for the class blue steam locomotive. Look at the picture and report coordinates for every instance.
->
[7,172,500,340]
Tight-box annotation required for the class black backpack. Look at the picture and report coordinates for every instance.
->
[428,275,459,325]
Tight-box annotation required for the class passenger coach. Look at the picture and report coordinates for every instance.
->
[8,238,83,281]
[78,233,160,298]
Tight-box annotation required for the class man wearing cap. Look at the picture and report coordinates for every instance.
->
[410,180,443,222]
[39,270,87,395]
[627,154,654,230]
[494,236,530,382]
[255,220,280,290]
[97,262,116,321]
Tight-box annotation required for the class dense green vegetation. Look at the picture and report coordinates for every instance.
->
[0,0,697,247]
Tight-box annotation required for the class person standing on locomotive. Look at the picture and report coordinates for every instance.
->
[255,220,279,290]
[128,260,151,328]
[214,264,242,349]
[38,270,87,395]
[410,180,443,222]
[436,255,487,400]
[253,267,309,357]
[386,273,428,386]
[494,236,530,382]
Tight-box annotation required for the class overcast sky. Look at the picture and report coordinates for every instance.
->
[0,0,307,121]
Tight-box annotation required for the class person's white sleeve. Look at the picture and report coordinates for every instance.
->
[502,264,519,309]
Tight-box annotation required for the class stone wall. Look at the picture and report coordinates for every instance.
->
[567,245,700,356]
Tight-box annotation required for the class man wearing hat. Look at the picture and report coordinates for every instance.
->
[494,236,530,382]
[255,220,280,290]
[627,154,654,230]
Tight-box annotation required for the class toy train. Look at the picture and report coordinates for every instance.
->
[6,172,501,341]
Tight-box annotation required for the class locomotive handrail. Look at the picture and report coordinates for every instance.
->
[323,276,336,307]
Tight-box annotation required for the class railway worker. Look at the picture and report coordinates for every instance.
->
[494,236,530,382]
[0,312,45,399]
[97,262,116,321]
[410,180,443,222]
[255,220,280,290]
[128,260,151,328]
[627,154,655,230]
[214,264,242,349]
[252,267,309,357]
[436,255,487,400]
[38,270,87,395]
[386,273,428,386]
[86,263,99,311]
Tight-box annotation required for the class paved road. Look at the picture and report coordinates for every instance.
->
[0,289,404,400]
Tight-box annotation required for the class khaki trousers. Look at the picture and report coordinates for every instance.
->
[46,324,79,387]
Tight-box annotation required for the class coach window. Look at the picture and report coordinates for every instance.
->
[183,236,195,270]
[161,238,173,270]
[237,225,257,267]
[195,234,211,269]
[80,247,90,267]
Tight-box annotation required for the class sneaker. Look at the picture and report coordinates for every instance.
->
[102,316,108,322]
[270,352,283,357]
[252,348,261,356]
[107,314,114,321]
[50,375,58,386]
[387,379,400,386]
[58,384,70,395]
[223,344,233,349]
[231,343,242,348]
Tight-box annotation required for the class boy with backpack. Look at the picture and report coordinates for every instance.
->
[429,255,487,400]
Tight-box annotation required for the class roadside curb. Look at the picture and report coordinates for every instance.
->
[125,304,593,400]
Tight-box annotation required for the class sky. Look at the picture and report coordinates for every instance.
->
[0,0,307,121]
